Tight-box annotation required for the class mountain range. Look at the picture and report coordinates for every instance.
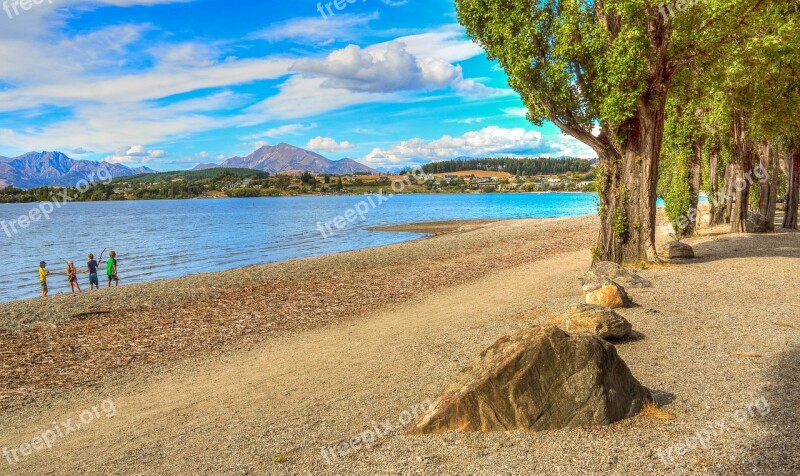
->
[0,143,379,189]
[0,152,155,189]
[194,143,379,175]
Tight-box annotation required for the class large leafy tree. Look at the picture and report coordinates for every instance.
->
[455,0,776,263]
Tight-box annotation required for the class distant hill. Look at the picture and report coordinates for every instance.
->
[0,151,156,189]
[192,163,220,171]
[220,143,378,175]
[113,168,268,184]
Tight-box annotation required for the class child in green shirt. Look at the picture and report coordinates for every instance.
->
[107,250,119,287]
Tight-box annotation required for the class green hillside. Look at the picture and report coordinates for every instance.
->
[113,168,269,184]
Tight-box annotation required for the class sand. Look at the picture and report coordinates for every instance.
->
[1,216,798,475]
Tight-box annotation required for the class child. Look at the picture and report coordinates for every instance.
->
[84,253,100,291]
[107,250,119,287]
[66,261,82,294]
[38,261,51,297]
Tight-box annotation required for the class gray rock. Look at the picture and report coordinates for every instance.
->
[582,261,651,292]
[746,211,772,233]
[406,326,651,434]
[661,241,695,259]
[561,303,632,340]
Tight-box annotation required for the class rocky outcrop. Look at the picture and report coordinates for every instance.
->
[406,326,651,434]
[661,241,695,259]
[585,281,632,309]
[559,303,632,340]
[746,211,772,233]
[582,261,651,292]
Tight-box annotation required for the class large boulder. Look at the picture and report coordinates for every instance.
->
[746,211,772,233]
[582,261,651,292]
[560,303,632,340]
[661,240,695,259]
[585,281,632,309]
[406,326,651,434]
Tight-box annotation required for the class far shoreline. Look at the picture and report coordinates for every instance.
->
[0,190,600,205]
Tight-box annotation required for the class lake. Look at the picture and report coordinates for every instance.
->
[0,193,598,303]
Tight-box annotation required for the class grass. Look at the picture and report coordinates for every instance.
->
[771,321,797,329]
[733,352,763,358]
[641,402,676,421]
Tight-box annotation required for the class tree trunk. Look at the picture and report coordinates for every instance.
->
[685,139,703,235]
[596,112,666,264]
[730,111,753,233]
[708,145,725,225]
[722,163,735,224]
[783,148,800,230]
[756,141,778,230]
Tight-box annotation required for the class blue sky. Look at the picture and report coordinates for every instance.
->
[0,0,595,170]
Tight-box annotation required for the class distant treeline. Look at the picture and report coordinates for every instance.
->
[0,168,276,203]
[422,157,594,176]
[113,168,269,184]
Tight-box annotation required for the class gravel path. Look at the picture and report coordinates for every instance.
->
[1,217,798,475]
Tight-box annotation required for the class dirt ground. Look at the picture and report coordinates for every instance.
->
[1,217,798,475]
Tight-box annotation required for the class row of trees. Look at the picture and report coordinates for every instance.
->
[456,0,799,263]
[422,157,593,175]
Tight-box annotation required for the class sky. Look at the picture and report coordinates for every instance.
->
[0,0,596,171]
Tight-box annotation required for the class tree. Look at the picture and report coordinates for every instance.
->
[456,0,775,262]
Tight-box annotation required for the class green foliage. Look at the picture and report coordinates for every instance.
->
[113,168,268,184]
[422,157,592,175]
[660,95,700,235]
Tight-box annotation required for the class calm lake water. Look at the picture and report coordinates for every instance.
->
[0,193,598,303]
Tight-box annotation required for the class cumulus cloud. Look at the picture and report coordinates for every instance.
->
[106,145,167,164]
[361,126,597,167]
[306,136,355,153]
[291,42,498,97]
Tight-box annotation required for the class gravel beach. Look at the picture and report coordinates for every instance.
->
[1,215,798,475]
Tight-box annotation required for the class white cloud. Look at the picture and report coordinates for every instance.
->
[250,76,387,120]
[361,126,597,167]
[244,123,318,140]
[253,12,380,44]
[445,117,485,124]
[502,107,528,117]
[306,136,355,153]
[106,145,167,164]
[293,43,454,93]
[292,41,500,97]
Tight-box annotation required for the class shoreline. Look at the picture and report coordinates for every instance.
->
[368,219,502,236]
[0,190,599,205]
[0,216,599,402]
[0,215,590,309]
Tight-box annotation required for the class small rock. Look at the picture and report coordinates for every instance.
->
[560,303,632,340]
[661,241,695,259]
[582,261,651,292]
[585,281,632,309]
